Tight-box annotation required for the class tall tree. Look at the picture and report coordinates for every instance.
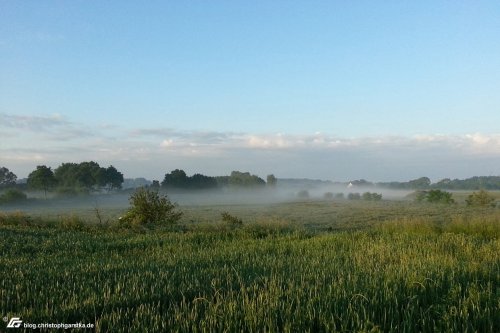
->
[190,173,217,189]
[0,167,17,188]
[266,174,277,187]
[408,177,431,189]
[53,161,123,192]
[103,165,124,191]
[229,171,265,187]
[74,161,102,189]
[27,165,56,198]
[54,162,79,188]
[162,169,189,188]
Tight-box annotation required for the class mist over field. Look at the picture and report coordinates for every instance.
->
[0,183,413,215]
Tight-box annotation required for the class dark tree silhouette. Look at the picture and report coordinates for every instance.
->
[0,167,17,188]
[27,165,56,198]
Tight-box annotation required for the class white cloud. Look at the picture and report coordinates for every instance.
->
[0,153,45,162]
[0,113,67,129]
[1,113,499,180]
[246,134,293,149]
[160,139,175,147]
[0,113,93,139]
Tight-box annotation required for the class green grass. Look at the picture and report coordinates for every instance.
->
[0,201,499,332]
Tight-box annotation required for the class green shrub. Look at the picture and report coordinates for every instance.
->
[60,215,86,231]
[119,188,182,228]
[0,211,33,226]
[414,189,454,204]
[297,190,309,199]
[362,192,383,201]
[56,187,89,197]
[0,188,27,204]
[323,192,334,199]
[335,192,345,199]
[347,193,361,200]
[221,211,243,227]
[465,189,495,207]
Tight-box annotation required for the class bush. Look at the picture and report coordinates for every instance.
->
[297,190,309,199]
[465,190,495,207]
[323,192,334,199]
[362,192,383,201]
[347,193,361,200]
[414,189,454,204]
[221,211,243,227]
[0,189,27,204]
[0,211,33,226]
[335,193,345,199]
[60,215,86,231]
[55,187,91,197]
[120,188,182,228]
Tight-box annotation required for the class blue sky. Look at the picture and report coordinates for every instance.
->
[1,1,500,181]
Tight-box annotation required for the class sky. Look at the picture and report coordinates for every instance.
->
[1,1,500,181]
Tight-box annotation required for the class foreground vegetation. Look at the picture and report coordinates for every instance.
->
[1,201,499,332]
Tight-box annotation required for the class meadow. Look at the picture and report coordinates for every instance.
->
[0,199,499,332]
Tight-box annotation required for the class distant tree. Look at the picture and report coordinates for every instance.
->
[189,173,217,189]
[435,178,452,188]
[54,162,98,191]
[324,192,334,199]
[347,193,361,200]
[267,174,277,187]
[103,165,124,191]
[335,193,345,199]
[349,179,373,187]
[27,165,56,198]
[408,177,431,189]
[229,171,266,187]
[215,176,229,187]
[465,190,495,207]
[376,181,402,189]
[54,162,78,189]
[161,170,217,189]
[0,167,17,188]
[362,192,372,201]
[53,161,123,193]
[122,178,152,189]
[75,161,102,189]
[362,192,382,201]
[297,190,309,199]
[378,176,432,190]
[216,171,265,188]
[150,180,160,190]
[0,188,27,204]
[162,169,189,188]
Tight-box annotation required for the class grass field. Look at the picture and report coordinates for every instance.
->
[1,200,499,332]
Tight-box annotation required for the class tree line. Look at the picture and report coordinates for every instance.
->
[3,163,500,195]
[0,162,124,197]
[352,176,500,190]
[161,169,276,189]
[0,165,277,198]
